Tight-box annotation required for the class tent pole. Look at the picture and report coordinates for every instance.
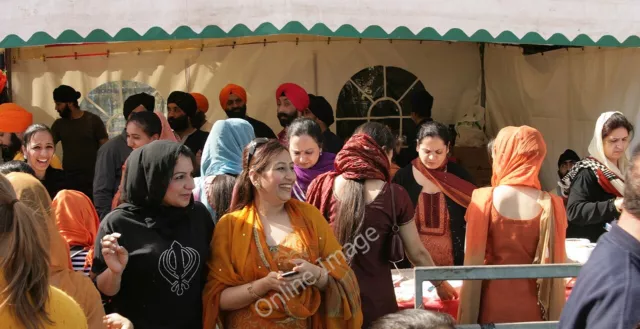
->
[479,43,486,132]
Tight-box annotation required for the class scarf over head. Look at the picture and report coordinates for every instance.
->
[6,173,105,329]
[167,91,197,118]
[276,83,309,111]
[307,133,390,217]
[202,199,363,329]
[561,111,628,197]
[52,189,100,269]
[53,85,81,103]
[293,151,336,201]
[195,119,254,217]
[0,103,33,133]
[123,93,155,119]
[457,126,567,324]
[218,84,247,111]
[191,92,209,113]
[122,140,189,208]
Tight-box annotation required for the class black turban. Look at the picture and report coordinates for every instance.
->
[53,85,81,103]
[123,93,155,119]
[167,91,197,118]
[308,94,335,127]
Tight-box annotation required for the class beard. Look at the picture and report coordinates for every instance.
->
[168,115,190,132]
[1,134,22,162]
[58,104,72,119]
[226,105,247,119]
[191,111,206,129]
[277,111,298,128]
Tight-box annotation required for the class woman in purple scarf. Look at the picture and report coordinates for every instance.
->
[288,118,336,201]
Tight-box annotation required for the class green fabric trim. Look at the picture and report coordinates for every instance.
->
[2,22,639,48]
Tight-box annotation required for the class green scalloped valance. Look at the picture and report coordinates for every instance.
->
[2,22,640,48]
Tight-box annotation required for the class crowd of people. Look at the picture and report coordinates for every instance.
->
[0,80,638,329]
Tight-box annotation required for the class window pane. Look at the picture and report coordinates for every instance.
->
[399,80,428,116]
[370,118,400,137]
[351,66,384,100]
[336,120,367,140]
[386,66,419,102]
[370,99,400,117]
[336,80,372,118]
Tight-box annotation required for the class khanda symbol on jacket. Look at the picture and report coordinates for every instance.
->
[158,241,201,296]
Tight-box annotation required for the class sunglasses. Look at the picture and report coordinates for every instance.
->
[247,138,270,167]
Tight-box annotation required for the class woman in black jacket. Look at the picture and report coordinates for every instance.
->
[92,140,214,329]
[562,111,633,242]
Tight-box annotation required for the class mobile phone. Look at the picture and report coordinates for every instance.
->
[281,270,299,278]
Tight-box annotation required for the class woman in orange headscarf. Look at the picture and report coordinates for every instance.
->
[7,172,106,329]
[53,189,100,276]
[457,126,567,324]
[203,139,362,329]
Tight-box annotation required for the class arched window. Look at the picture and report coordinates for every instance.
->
[336,66,428,147]
[81,81,165,138]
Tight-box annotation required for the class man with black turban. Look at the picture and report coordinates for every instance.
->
[303,94,343,153]
[93,92,155,219]
[51,84,109,199]
[167,91,208,175]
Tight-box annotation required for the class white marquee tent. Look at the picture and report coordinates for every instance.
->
[2,0,640,188]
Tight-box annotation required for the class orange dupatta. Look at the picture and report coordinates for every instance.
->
[7,173,106,329]
[457,126,567,324]
[202,199,362,329]
[52,190,100,268]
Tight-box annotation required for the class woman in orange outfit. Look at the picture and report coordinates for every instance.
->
[457,126,567,324]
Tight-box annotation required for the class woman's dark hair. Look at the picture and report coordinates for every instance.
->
[230,139,288,211]
[0,161,36,177]
[334,122,394,249]
[127,111,162,138]
[417,121,452,146]
[23,124,53,147]
[287,117,324,148]
[209,174,236,221]
[370,309,455,329]
[602,113,634,139]
[0,174,52,329]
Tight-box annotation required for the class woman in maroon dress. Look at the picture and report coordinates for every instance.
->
[307,122,458,328]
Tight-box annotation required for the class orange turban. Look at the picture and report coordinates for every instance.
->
[219,84,247,111]
[0,103,33,133]
[191,92,209,113]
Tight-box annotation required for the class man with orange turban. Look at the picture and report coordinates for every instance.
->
[0,103,62,168]
[219,83,276,139]
[275,83,309,145]
[190,92,213,132]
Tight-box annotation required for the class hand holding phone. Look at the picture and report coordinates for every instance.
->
[281,270,300,278]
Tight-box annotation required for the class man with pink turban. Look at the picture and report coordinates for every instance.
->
[276,83,309,145]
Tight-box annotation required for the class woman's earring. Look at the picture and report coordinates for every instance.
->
[254,182,261,189]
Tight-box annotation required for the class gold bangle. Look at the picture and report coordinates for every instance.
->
[247,282,262,299]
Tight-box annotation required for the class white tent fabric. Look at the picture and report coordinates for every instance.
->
[2,0,640,45]
[485,44,640,189]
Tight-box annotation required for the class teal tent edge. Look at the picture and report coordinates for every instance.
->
[2,21,639,48]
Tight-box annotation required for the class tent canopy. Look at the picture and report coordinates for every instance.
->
[2,0,640,48]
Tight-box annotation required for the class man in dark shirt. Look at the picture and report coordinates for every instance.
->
[167,91,208,176]
[396,89,434,168]
[559,145,640,329]
[218,83,276,139]
[304,94,343,154]
[51,85,109,199]
[93,93,155,219]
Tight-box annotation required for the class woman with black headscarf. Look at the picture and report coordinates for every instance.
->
[91,140,214,329]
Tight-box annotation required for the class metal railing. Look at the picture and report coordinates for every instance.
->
[413,264,583,329]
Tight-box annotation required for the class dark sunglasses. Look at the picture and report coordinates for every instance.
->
[247,138,270,167]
